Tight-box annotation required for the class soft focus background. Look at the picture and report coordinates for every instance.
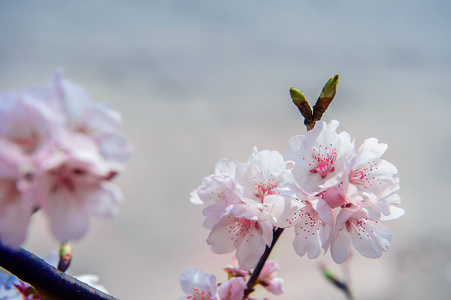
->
[1,1,450,299]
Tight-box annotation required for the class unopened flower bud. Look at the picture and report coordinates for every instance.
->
[290,87,313,122]
[320,74,339,100]
[58,241,72,272]
[289,87,307,104]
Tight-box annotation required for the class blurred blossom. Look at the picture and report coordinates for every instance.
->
[0,69,130,248]
[258,261,284,295]
[224,263,248,279]
[178,267,218,300]
[0,268,23,300]
[0,139,35,248]
[46,70,131,170]
[217,277,246,300]
[0,268,41,299]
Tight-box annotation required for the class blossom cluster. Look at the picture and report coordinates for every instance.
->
[178,261,283,300]
[191,120,403,268]
[0,70,130,248]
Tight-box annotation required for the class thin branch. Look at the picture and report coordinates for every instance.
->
[0,243,118,300]
[320,264,354,300]
[244,227,284,298]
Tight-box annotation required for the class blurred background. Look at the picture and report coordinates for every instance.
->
[1,0,450,299]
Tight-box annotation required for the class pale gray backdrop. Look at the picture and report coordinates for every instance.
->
[0,1,450,299]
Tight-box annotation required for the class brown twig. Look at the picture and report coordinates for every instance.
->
[244,227,284,298]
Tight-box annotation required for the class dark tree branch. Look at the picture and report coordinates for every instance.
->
[244,227,284,298]
[0,243,118,300]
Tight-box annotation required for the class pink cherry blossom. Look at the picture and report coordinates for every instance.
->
[263,123,404,264]
[264,193,331,259]
[285,120,354,195]
[329,203,391,263]
[206,196,274,270]
[45,69,131,169]
[217,277,247,300]
[0,71,129,247]
[348,138,399,198]
[0,90,63,155]
[0,138,35,248]
[191,159,239,229]
[191,158,239,206]
[37,132,121,241]
[223,262,249,279]
[258,261,285,295]
[178,268,218,300]
[0,268,36,300]
[235,147,294,205]
[193,148,293,270]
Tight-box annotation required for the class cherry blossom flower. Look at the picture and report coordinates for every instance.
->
[224,262,249,279]
[235,148,294,205]
[206,192,274,270]
[47,70,131,170]
[193,148,293,270]
[261,121,404,263]
[178,268,218,300]
[190,159,239,206]
[23,69,130,170]
[36,132,122,241]
[285,120,354,195]
[0,90,64,155]
[0,71,129,246]
[0,268,26,300]
[329,203,392,263]
[0,138,36,248]
[258,261,285,295]
[348,138,399,198]
[264,191,332,259]
[217,277,247,300]
[190,159,239,229]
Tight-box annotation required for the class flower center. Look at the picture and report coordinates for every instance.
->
[310,145,337,179]
[188,288,211,300]
[255,182,277,202]
[348,161,380,190]
[49,165,86,193]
